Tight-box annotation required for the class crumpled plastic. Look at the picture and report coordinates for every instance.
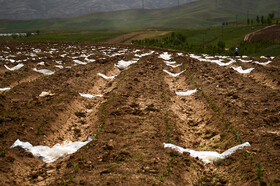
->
[159,52,172,60]
[190,54,235,66]
[79,93,103,99]
[115,60,137,70]
[73,60,87,65]
[33,68,54,75]
[11,136,93,163]
[175,89,197,96]
[163,69,186,77]
[97,73,117,80]
[39,91,55,97]
[4,63,24,71]
[164,142,250,165]
[165,63,182,68]
[0,87,11,92]
[230,66,254,74]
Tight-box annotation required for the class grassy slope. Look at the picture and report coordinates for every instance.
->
[0,0,279,32]
[0,30,124,42]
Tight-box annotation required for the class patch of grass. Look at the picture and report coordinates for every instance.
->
[96,97,115,138]
[73,163,79,172]
[57,96,62,105]
[105,164,113,168]
[165,113,171,143]
[62,180,67,186]
[9,85,21,94]
[66,90,72,96]
[164,166,172,176]
[157,175,164,182]
[0,149,7,157]
[0,112,18,119]
[84,145,89,151]
[256,162,265,185]
[91,76,96,82]
[133,153,143,161]
[36,115,48,135]
[230,128,243,144]
[116,74,125,89]
[0,30,124,42]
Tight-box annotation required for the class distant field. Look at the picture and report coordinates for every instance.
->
[0,30,124,42]
[131,24,280,56]
[0,0,279,32]
[106,30,171,44]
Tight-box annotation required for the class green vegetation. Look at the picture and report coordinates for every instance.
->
[165,113,171,143]
[73,163,79,172]
[36,116,48,136]
[132,23,280,56]
[0,30,123,42]
[0,149,6,157]
[256,162,265,185]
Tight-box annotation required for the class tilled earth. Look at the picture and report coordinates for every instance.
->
[0,41,279,185]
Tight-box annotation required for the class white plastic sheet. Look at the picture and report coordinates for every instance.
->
[54,65,64,69]
[79,93,103,99]
[0,87,11,92]
[163,69,186,77]
[254,61,272,66]
[175,89,197,96]
[159,52,172,60]
[11,137,93,163]
[9,59,16,63]
[73,60,87,65]
[165,63,182,68]
[85,58,96,63]
[239,59,252,63]
[4,63,24,71]
[39,91,54,97]
[164,142,250,164]
[230,66,254,74]
[115,60,137,70]
[97,73,116,80]
[37,62,45,66]
[33,68,55,75]
[164,61,177,65]
[190,54,235,66]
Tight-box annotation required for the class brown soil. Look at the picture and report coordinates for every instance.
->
[0,41,279,185]
[244,24,280,42]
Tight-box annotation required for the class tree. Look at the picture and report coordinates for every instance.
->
[217,40,225,52]
[26,32,31,37]
[256,16,260,24]
[12,34,18,40]
[268,12,275,20]
[267,17,272,25]
[247,18,250,25]
[261,16,264,25]
[36,30,40,35]
[251,19,253,25]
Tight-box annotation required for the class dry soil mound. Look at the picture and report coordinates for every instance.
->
[244,24,280,42]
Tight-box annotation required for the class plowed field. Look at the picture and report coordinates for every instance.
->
[0,42,279,185]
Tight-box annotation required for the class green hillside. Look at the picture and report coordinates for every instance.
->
[0,0,279,32]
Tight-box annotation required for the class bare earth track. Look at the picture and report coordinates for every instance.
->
[0,42,279,185]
